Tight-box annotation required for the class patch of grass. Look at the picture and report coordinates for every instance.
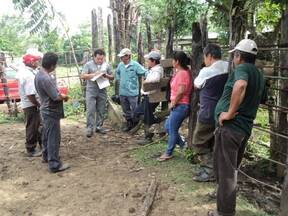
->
[131,140,273,216]
[0,111,24,124]
[56,66,79,78]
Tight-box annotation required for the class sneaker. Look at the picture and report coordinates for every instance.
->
[49,163,70,173]
[27,149,42,157]
[86,128,93,138]
[193,169,215,182]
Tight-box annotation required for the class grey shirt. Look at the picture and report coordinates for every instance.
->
[35,69,64,119]
[82,60,112,91]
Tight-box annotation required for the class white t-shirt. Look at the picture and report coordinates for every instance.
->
[18,66,39,109]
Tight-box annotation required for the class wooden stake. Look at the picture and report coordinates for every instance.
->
[140,179,158,216]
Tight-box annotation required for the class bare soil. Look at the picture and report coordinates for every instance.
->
[0,120,215,216]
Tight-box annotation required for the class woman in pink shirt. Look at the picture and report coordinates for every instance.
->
[158,51,193,161]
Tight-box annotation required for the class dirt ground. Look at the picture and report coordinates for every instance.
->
[0,119,218,216]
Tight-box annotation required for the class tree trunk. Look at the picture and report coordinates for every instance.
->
[137,31,144,65]
[165,21,174,58]
[124,1,131,48]
[107,14,113,63]
[187,20,207,148]
[145,17,153,52]
[91,8,99,50]
[229,0,247,48]
[112,0,120,63]
[228,0,247,70]
[116,0,125,49]
[98,7,104,49]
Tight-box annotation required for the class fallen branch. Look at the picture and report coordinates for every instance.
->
[80,154,96,161]
[140,178,158,216]
[126,134,167,152]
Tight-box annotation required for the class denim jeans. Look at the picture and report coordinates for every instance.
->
[165,104,189,156]
[119,95,138,121]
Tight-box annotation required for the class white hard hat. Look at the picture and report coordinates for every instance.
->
[229,39,258,55]
[117,48,132,57]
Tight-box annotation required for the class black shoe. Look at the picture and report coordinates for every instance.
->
[49,163,70,173]
[95,127,109,134]
[136,138,153,145]
[122,121,133,132]
[86,128,93,138]
[27,149,42,157]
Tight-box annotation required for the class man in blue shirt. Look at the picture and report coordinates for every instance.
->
[116,48,147,131]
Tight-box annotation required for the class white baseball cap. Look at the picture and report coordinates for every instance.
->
[229,39,258,55]
[117,48,132,57]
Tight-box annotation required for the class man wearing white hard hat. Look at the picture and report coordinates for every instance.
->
[208,39,266,216]
[115,48,147,132]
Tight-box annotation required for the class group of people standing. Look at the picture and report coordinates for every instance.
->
[18,38,265,216]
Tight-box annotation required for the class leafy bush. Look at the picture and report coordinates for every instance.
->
[63,85,85,120]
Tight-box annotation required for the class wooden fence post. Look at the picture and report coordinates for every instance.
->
[280,4,288,216]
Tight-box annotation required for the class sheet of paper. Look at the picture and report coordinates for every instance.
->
[90,72,104,82]
[96,76,110,89]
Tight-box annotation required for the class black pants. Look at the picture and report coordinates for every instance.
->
[214,126,249,216]
[134,95,159,126]
[23,106,42,152]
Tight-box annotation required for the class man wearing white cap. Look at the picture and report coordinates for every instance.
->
[134,51,164,144]
[208,39,266,216]
[116,48,147,131]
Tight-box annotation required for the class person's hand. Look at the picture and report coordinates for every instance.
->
[169,102,176,110]
[102,73,107,78]
[218,111,238,126]
[61,94,69,102]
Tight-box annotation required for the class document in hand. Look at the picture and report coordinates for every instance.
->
[96,76,110,89]
[90,72,104,82]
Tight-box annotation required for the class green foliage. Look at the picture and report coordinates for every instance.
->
[39,28,65,52]
[63,85,85,120]
[12,0,54,34]
[256,0,282,32]
[184,147,198,163]
[0,15,32,55]
[138,0,206,39]
[63,23,91,51]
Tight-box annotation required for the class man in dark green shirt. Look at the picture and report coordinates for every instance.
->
[208,39,266,216]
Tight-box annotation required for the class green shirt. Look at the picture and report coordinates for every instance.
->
[115,60,147,96]
[214,63,265,136]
